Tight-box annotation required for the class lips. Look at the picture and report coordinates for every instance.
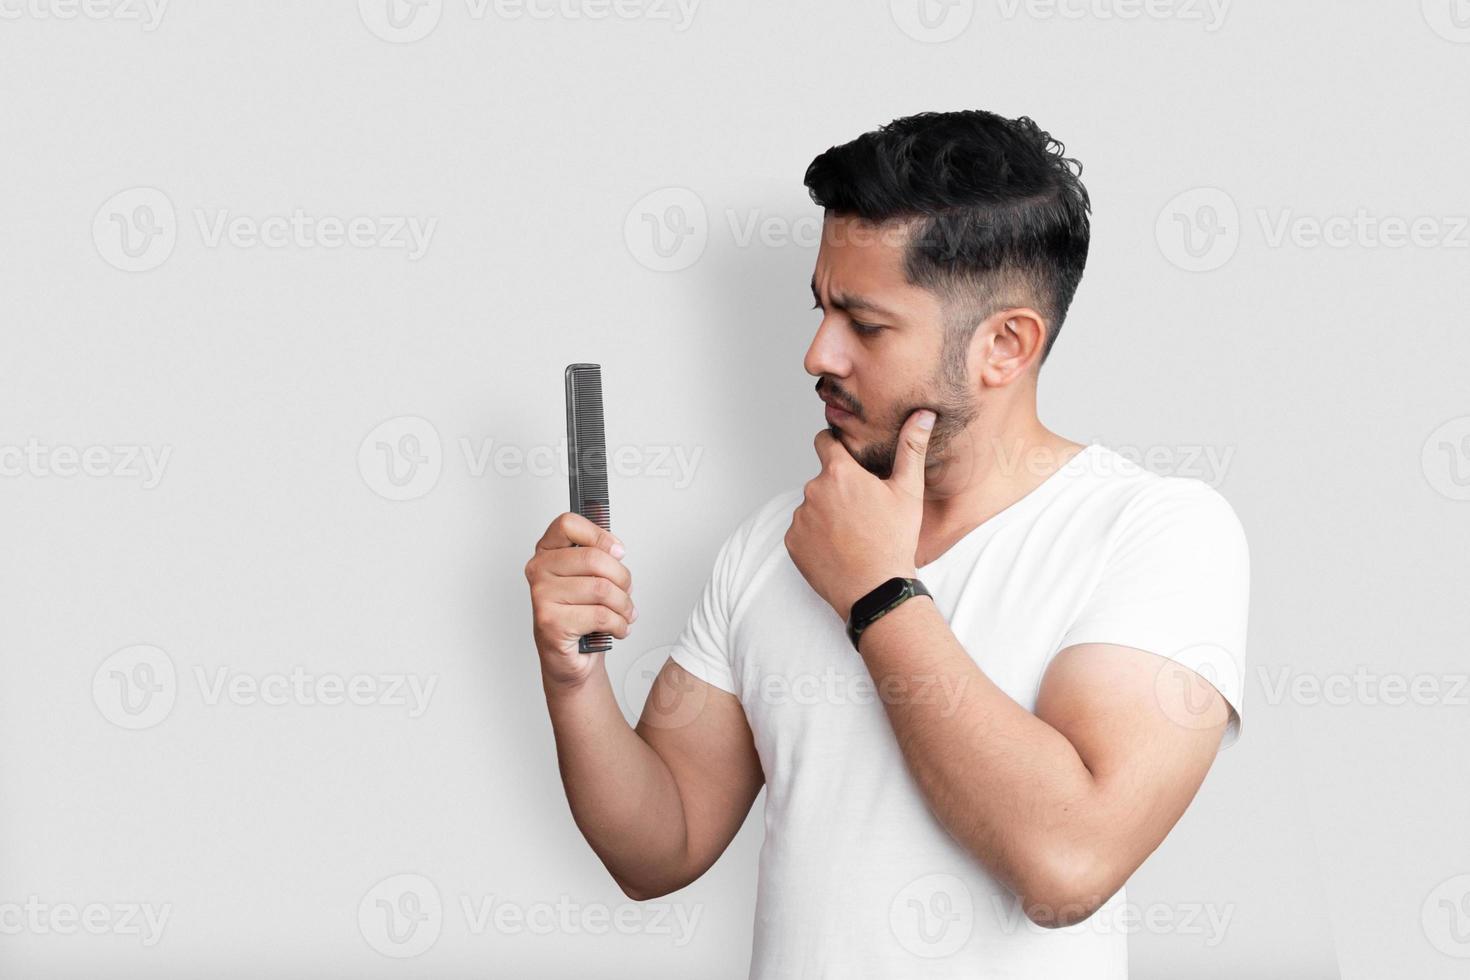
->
[823,399,854,424]
[818,380,859,425]
[819,389,854,413]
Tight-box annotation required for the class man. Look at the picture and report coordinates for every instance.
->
[526,109,1249,977]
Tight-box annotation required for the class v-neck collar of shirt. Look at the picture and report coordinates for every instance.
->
[917,443,1101,575]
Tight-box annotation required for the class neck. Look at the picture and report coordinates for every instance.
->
[915,406,1085,568]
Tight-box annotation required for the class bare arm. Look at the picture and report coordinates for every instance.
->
[529,513,764,900]
[853,596,1230,927]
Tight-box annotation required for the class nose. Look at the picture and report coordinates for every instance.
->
[803,312,851,381]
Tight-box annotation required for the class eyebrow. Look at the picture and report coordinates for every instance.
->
[810,276,901,321]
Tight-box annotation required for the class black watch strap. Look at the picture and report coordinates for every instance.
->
[845,577,931,651]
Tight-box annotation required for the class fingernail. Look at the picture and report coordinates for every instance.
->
[630,606,639,623]
[610,543,626,559]
[917,411,936,430]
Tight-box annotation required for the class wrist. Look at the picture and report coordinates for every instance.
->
[841,567,918,621]
[844,574,930,652]
[854,590,933,653]
[540,657,606,697]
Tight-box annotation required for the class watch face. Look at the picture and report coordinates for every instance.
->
[855,577,910,622]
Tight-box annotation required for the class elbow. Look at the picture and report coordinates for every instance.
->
[615,876,660,902]
[1020,890,1105,930]
[614,873,682,903]
[616,879,647,902]
[1014,848,1121,929]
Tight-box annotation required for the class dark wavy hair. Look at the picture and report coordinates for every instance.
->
[803,109,1090,365]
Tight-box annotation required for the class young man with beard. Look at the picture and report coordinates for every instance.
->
[526,109,1249,978]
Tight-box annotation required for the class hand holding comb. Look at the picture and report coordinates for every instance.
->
[565,363,613,654]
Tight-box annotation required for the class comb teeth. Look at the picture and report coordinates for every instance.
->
[566,364,610,527]
[565,363,613,654]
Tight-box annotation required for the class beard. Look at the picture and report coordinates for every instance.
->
[825,356,979,482]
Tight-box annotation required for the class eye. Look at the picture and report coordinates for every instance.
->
[812,300,882,337]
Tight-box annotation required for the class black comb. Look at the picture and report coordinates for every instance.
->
[565,363,613,654]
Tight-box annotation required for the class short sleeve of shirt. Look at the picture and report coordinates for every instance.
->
[1057,478,1251,748]
[667,504,762,697]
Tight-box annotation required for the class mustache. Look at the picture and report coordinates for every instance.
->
[815,379,860,417]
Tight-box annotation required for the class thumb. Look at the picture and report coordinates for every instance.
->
[889,409,935,494]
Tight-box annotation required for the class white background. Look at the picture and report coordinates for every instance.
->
[2,1,1468,976]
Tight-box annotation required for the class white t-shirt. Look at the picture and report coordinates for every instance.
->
[667,443,1250,979]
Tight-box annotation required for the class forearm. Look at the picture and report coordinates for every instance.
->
[856,598,1114,919]
[541,664,690,897]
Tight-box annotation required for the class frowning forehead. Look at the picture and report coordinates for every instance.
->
[808,275,903,320]
[810,216,938,327]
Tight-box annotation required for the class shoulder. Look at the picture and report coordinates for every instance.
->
[1072,445,1248,555]
[713,486,805,565]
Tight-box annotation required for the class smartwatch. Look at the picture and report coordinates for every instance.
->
[845,577,932,651]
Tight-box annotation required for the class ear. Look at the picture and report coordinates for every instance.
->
[976,307,1048,387]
